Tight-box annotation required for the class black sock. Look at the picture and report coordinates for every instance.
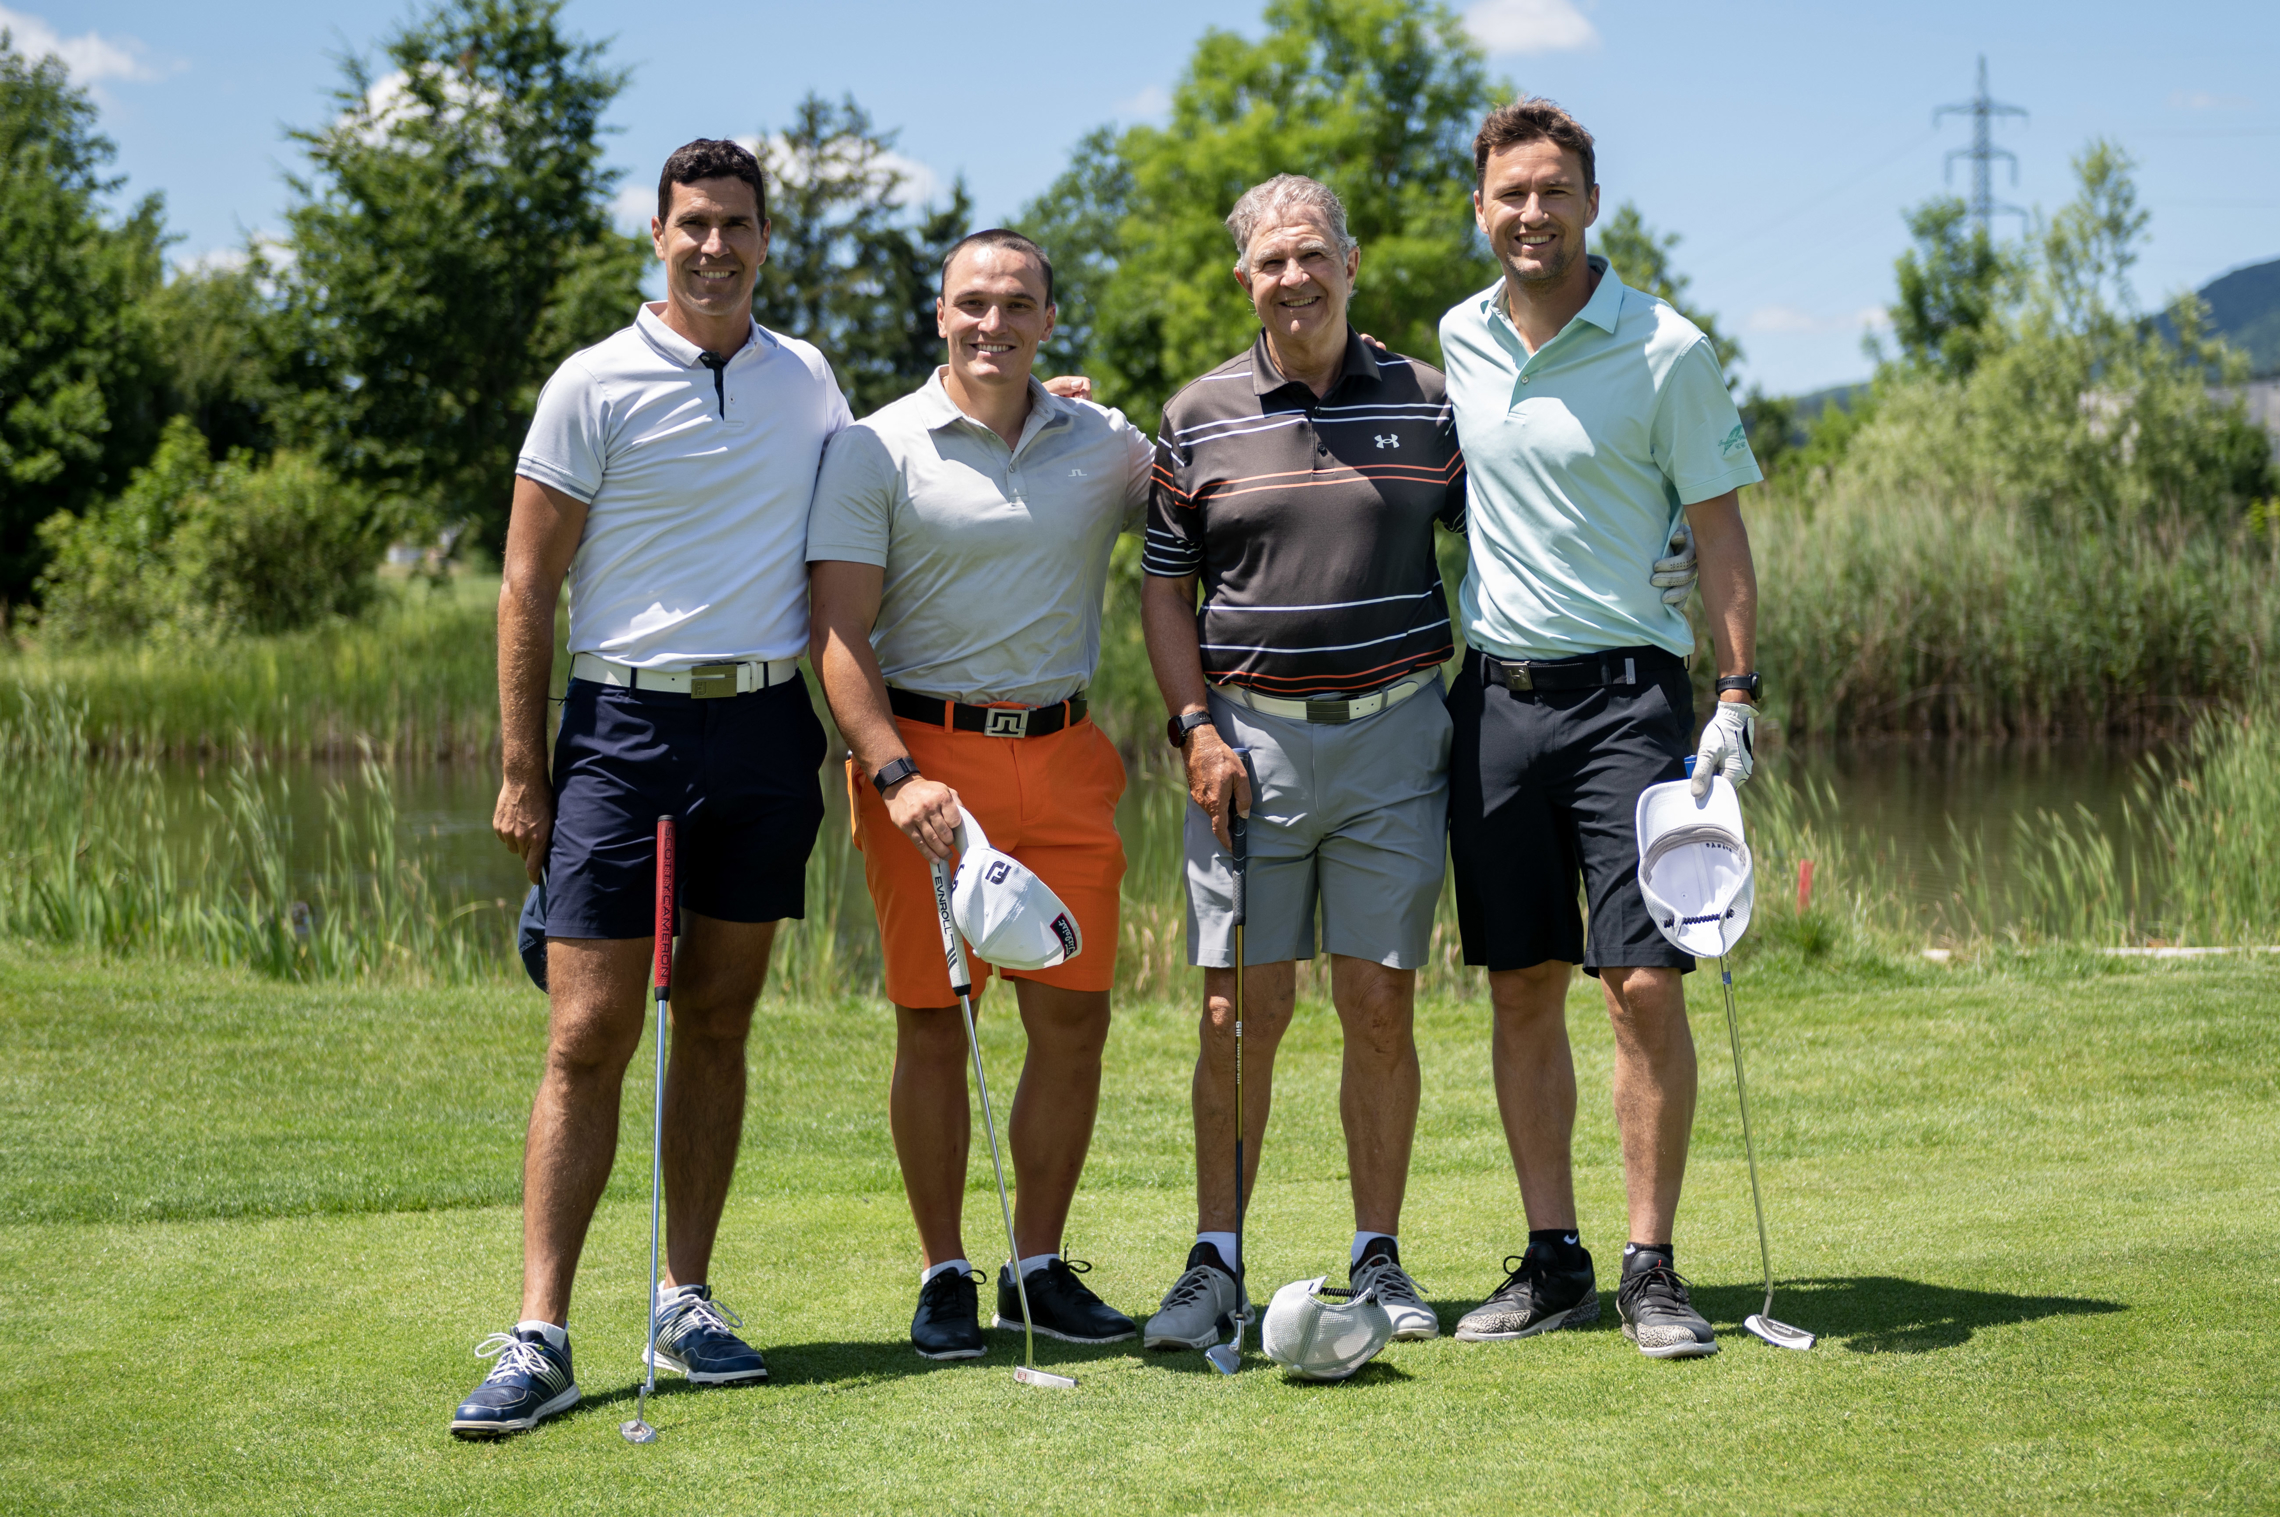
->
[1529,1228,1585,1265]
[1623,1241,1674,1270]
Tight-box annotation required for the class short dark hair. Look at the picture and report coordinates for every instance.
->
[1472,97,1596,189]
[939,228,1055,307]
[657,138,767,224]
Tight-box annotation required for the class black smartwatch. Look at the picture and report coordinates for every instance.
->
[1166,710,1215,749]
[871,756,921,794]
[1715,672,1762,703]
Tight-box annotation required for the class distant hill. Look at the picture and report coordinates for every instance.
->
[2166,255,2280,378]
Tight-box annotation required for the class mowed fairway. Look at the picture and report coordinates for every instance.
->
[0,944,2273,1515]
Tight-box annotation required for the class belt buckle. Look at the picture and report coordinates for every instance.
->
[983,707,1031,738]
[1503,660,1534,693]
[1304,699,1352,724]
[689,663,739,699]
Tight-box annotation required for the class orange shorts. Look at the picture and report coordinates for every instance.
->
[850,714,1127,1006]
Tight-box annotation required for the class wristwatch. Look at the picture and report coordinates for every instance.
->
[1166,710,1215,749]
[872,756,921,794]
[1715,672,1762,703]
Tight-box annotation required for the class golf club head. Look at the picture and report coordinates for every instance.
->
[1203,1307,1247,1374]
[1013,1365,1077,1390]
[619,1417,658,1443]
[1743,1313,1816,1351]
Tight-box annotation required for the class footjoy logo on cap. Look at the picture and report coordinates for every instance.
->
[1050,914,1079,957]
[986,860,1012,885]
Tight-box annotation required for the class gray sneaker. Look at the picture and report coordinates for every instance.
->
[1350,1237,1439,1340]
[1144,1242,1244,1350]
[1616,1249,1717,1359]
[1454,1244,1600,1342]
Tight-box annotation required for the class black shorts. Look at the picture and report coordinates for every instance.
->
[1448,646,1695,977]
[543,675,828,940]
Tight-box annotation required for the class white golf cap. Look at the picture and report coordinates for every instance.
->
[950,808,1082,972]
[1635,774,1755,957]
[1261,1276,1393,1381]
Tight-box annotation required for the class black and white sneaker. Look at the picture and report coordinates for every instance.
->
[1616,1249,1718,1359]
[1454,1243,1600,1342]
[995,1258,1138,1345]
[1350,1237,1440,1340]
[449,1328,579,1439]
[650,1285,770,1384]
[912,1267,987,1360]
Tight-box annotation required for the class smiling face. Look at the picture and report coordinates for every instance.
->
[652,176,768,328]
[1235,210,1358,350]
[1473,137,1599,291]
[936,243,1055,391]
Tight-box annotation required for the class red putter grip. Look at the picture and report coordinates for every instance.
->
[653,817,676,992]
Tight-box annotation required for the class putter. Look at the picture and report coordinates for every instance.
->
[1714,934,1816,1352]
[928,851,1076,1391]
[622,816,676,1444]
[1204,749,1256,1377]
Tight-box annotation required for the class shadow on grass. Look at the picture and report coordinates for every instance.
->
[1690,1275,2126,1354]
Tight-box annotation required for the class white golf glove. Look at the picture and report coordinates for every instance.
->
[1650,522,1698,608]
[1691,700,1756,797]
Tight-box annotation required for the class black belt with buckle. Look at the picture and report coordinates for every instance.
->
[886,687,1088,738]
[1473,645,1684,694]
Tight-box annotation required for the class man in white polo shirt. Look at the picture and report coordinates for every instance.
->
[451,139,848,1438]
[808,229,1154,1361]
[1438,99,1764,1362]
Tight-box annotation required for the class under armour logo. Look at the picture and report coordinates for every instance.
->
[1373,433,1401,449]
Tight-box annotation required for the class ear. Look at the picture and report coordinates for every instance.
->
[755,217,771,268]
[651,216,667,261]
[1231,262,1250,300]
[1471,188,1489,238]
[1040,301,1057,346]
[936,294,949,341]
[1585,184,1600,229]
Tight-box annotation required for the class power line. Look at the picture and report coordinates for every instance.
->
[1935,55,2029,237]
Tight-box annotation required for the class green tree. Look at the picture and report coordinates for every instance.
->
[756,94,974,416]
[1027,0,1499,428]
[1019,124,1133,380]
[273,0,644,550]
[0,33,168,606]
[145,264,284,461]
[1887,196,2010,379]
[1595,202,1742,380]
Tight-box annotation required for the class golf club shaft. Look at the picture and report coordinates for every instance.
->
[641,988,666,1411]
[1719,955,1777,1318]
[1229,781,1248,1335]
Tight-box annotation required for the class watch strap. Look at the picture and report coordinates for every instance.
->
[872,756,921,794]
[1715,673,1762,700]
[1167,710,1214,749]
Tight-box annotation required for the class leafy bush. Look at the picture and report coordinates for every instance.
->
[35,418,392,644]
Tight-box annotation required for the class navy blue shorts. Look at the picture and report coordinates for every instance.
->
[1447,646,1695,978]
[543,675,828,941]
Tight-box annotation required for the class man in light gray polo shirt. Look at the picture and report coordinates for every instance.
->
[808,229,1154,1360]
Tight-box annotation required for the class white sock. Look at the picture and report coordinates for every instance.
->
[515,1319,568,1350]
[1198,1231,1241,1271]
[1352,1232,1397,1266]
[655,1281,703,1306]
[920,1258,969,1285]
[1017,1251,1059,1278]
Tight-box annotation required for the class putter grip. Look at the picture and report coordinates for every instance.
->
[1228,810,1246,928]
[930,857,972,995]
[653,817,676,992]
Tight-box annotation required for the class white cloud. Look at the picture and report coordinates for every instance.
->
[613,181,655,232]
[1464,0,1599,56]
[0,4,160,82]
[749,132,944,208]
[1745,304,1888,336]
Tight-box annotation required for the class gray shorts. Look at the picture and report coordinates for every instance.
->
[1185,681,1452,969]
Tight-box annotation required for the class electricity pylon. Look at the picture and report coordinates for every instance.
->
[1935,56,2028,237]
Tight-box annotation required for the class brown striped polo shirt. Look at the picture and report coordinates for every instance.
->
[1144,330,1467,697]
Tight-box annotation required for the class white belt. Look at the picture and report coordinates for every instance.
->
[570,652,801,698]
[1212,673,1435,725]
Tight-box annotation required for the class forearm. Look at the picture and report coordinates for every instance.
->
[1684,491,1758,684]
[1141,574,1211,717]
[497,579,558,782]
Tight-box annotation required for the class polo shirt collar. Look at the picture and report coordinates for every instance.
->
[1249,327,1380,397]
[917,367,1068,446]
[1476,255,1625,341]
[635,301,769,367]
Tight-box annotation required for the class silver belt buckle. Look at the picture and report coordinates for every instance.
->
[1503,660,1534,693]
[983,707,1031,738]
[689,663,740,699]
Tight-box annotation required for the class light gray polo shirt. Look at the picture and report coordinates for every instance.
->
[806,369,1153,706]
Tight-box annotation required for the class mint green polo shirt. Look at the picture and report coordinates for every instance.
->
[1439,257,1761,661]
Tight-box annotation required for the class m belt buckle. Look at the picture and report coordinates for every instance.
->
[689,663,740,699]
[1503,660,1534,693]
[983,707,1031,738]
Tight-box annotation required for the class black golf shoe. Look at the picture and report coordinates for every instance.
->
[912,1267,987,1360]
[449,1327,579,1439]
[1454,1242,1600,1341]
[995,1258,1137,1344]
[1616,1249,1718,1359]
[650,1285,770,1383]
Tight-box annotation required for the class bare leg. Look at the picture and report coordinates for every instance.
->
[1006,980,1112,1259]
[1329,955,1419,1237]
[1601,966,1696,1246]
[658,916,776,1288]
[889,995,976,1270]
[1487,960,1580,1232]
[1192,961,1296,1231]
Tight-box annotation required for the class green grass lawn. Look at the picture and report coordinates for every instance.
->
[0,944,2273,1515]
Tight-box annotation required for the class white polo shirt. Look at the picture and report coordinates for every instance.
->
[805,370,1153,707]
[518,302,851,667]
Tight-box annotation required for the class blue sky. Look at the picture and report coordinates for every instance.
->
[16,0,2278,396]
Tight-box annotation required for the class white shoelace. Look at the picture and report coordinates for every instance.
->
[1353,1257,1428,1307]
[660,1293,745,1337]
[473,1332,553,1384]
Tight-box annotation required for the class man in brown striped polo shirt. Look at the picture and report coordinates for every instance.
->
[1138,174,1466,1348]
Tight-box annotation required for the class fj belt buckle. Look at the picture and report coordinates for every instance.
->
[983,707,1031,738]
[1503,660,1534,693]
[688,663,739,699]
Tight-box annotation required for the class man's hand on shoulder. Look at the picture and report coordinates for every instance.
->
[1652,522,1699,607]
[1043,375,1092,402]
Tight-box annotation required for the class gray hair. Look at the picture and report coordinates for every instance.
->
[1226,174,1357,274]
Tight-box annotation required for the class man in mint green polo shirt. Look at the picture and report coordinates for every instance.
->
[1438,96,1764,1361]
